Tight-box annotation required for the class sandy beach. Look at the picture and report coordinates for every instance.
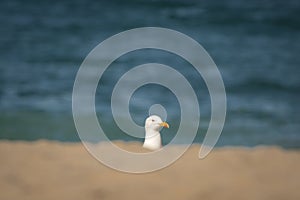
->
[0,141,299,200]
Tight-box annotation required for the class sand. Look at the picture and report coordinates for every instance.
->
[0,140,299,200]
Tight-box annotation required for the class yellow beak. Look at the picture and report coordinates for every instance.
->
[160,122,169,128]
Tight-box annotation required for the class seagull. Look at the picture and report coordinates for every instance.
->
[143,115,169,151]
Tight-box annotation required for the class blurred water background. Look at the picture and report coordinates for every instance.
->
[0,0,299,148]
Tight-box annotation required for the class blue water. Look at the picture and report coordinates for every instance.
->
[0,0,299,148]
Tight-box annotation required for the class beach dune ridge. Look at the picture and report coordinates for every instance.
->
[0,141,299,200]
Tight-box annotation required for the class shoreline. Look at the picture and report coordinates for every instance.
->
[1,139,299,150]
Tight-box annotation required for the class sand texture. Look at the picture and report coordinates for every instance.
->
[0,141,299,200]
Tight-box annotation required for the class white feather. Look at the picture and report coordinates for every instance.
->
[143,115,168,150]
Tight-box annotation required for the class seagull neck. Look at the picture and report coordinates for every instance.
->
[145,128,160,138]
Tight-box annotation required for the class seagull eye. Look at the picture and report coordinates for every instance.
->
[151,119,155,122]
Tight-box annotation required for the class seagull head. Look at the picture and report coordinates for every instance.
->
[145,115,169,132]
[143,115,169,150]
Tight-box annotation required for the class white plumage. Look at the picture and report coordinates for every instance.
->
[143,115,169,151]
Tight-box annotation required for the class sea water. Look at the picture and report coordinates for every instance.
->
[0,0,299,148]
